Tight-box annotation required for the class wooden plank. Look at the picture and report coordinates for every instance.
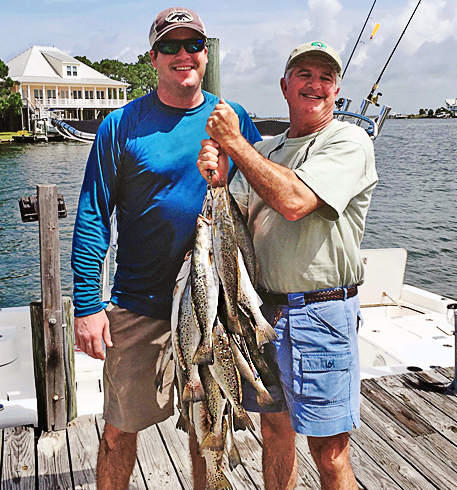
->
[361,378,434,437]
[63,296,77,422]
[135,423,182,489]
[155,414,194,490]
[155,411,260,490]
[0,426,35,490]
[66,414,98,490]
[95,414,146,490]
[350,435,403,490]
[408,371,457,424]
[37,184,66,432]
[436,366,456,381]
[227,418,263,489]
[375,373,457,445]
[36,430,72,489]
[360,390,457,490]
[352,414,436,489]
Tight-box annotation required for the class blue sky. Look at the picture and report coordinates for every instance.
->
[2,0,456,117]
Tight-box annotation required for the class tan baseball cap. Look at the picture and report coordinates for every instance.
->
[284,41,342,75]
[149,7,207,48]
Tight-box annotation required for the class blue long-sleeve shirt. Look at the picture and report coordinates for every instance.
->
[72,90,261,319]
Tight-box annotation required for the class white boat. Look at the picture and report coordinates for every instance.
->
[1,247,455,429]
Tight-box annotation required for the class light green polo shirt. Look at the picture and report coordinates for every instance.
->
[230,119,377,293]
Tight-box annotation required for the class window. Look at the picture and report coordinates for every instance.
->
[97,90,105,99]
[67,66,71,76]
[47,90,56,99]
[72,66,77,76]
[85,90,94,99]
[34,89,43,99]
[72,90,82,99]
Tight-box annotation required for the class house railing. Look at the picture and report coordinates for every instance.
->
[31,98,127,109]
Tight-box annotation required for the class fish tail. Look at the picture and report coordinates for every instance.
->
[255,320,278,347]
[226,315,243,335]
[182,380,206,403]
[206,469,233,490]
[228,442,242,471]
[233,406,255,431]
[200,431,224,452]
[175,412,189,432]
[193,341,214,365]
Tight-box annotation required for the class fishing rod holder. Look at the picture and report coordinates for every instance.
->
[374,105,392,134]
[333,111,379,140]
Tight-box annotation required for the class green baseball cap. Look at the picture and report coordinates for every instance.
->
[284,41,342,75]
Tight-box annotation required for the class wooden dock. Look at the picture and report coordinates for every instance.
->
[2,367,457,489]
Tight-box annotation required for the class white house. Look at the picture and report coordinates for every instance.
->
[445,99,457,116]
[7,46,129,126]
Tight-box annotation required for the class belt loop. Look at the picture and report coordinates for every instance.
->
[343,287,348,300]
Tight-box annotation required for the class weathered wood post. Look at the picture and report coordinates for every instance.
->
[29,184,75,431]
[202,38,221,97]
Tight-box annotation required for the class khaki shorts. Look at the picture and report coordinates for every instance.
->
[103,303,175,433]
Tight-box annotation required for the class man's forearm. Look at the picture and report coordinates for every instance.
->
[223,135,322,221]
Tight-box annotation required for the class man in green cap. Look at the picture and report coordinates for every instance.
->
[197,40,377,489]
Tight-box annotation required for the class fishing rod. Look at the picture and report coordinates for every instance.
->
[342,0,378,80]
[367,0,422,103]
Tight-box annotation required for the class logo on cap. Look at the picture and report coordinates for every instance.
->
[165,11,194,23]
[311,42,327,49]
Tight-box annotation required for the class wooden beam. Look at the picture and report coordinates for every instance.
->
[202,38,221,97]
[30,184,66,432]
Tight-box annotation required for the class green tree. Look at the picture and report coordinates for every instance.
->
[0,59,22,128]
[74,55,93,68]
[76,53,157,100]
[428,109,434,117]
[418,108,425,115]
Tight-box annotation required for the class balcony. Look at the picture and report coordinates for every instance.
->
[32,98,127,109]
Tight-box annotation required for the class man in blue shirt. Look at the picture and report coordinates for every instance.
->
[71,7,261,489]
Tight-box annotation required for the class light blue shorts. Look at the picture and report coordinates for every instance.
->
[242,292,361,437]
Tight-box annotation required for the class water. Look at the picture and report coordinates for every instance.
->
[0,118,456,309]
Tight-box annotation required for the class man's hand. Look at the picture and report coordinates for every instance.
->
[197,139,230,187]
[74,309,113,360]
[206,99,242,151]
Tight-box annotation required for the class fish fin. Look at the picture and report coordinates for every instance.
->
[193,341,214,365]
[255,321,278,347]
[233,406,255,432]
[200,431,224,452]
[182,380,206,403]
[153,372,164,392]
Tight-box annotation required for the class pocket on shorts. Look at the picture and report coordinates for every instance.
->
[298,352,351,405]
[289,302,352,405]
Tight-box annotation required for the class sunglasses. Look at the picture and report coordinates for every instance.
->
[155,38,205,55]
